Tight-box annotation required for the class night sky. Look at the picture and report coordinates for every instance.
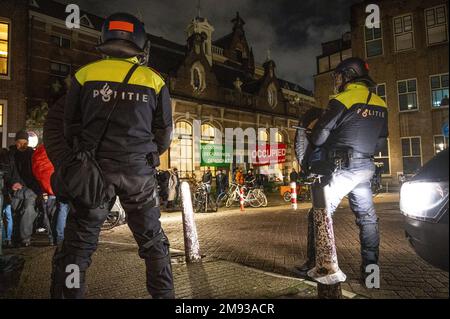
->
[60,0,361,91]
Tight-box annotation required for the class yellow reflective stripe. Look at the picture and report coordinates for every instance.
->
[75,59,165,94]
[333,86,387,109]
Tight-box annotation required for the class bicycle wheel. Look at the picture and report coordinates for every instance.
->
[216,192,228,208]
[207,194,218,212]
[101,211,121,231]
[259,191,268,207]
[283,191,292,202]
[247,191,261,208]
[225,194,235,208]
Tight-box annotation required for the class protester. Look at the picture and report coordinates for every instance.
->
[31,144,69,246]
[8,130,40,247]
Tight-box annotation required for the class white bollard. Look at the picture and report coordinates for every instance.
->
[239,186,245,211]
[290,182,297,210]
[181,182,202,263]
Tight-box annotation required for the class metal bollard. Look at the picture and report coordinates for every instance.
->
[290,182,297,210]
[307,178,346,298]
[180,182,202,263]
[239,186,245,211]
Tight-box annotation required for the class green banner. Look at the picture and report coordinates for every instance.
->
[200,143,232,167]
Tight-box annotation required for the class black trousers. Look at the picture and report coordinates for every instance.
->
[305,159,379,268]
[50,166,174,299]
[11,187,38,243]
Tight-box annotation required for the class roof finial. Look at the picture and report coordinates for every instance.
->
[266,48,271,61]
[196,0,201,18]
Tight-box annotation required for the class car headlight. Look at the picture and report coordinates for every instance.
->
[400,181,449,222]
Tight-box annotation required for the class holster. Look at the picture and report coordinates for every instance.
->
[146,152,160,168]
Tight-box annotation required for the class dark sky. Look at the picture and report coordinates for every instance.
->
[60,0,361,91]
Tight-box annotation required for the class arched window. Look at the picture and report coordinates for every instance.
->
[274,131,285,178]
[193,68,201,90]
[267,84,278,108]
[170,121,193,178]
[258,129,268,144]
[200,123,217,175]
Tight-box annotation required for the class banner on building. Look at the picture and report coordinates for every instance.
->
[200,143,232,167]
[251,143,287,166]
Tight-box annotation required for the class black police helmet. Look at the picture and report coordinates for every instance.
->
[334,57,376,89]
[97,13,150,61]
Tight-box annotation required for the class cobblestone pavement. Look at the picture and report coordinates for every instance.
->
[3,243,325,299]
[2,193,448,299]
[102,193,448,299]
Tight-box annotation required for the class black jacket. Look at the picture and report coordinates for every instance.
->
[64,57,173,166]
[311,83,388,156]
[0,148,21,195]
[8,146,41,195]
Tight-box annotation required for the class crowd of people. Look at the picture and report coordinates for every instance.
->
[0,130,69,249]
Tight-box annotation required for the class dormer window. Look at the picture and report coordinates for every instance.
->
[80,14,94,28]
[191,62,206,93]
[267,83,278,108]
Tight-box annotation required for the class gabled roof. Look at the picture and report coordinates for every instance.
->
[213,33,234,49]
[278,79,313,97]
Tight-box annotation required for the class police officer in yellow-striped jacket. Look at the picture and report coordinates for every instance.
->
[297,57,388,280]
[50,13,174,299]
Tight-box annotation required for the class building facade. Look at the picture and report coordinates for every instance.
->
[314,0,449,185]
[0,0,316,180]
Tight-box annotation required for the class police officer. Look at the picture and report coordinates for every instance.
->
[48,13,174,298]
[297,57,388,279]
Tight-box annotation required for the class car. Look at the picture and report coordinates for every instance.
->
[400,149,449,272]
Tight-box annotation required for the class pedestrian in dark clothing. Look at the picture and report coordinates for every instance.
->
[1,148,21,248]
[8,131,40,247]
[215,170,227,196]
[290,169,299,183]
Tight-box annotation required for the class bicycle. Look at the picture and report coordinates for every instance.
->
[193,182,218,213]
[101,196,127,231]
[225,183,267,208]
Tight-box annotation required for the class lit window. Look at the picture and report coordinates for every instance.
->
[425,5,448,45]
[393,14,414,51]
[401,137,422,174]
[365,23,383,57]
[433,135,449,154]
[398,79,418,111]
[430,74,449,108]
[0,21,10,77]
[170,121,193,178]
[374,138,390,174]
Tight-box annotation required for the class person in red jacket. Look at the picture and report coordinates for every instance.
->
[32,144,69,245]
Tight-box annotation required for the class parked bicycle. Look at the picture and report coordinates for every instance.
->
[193,182,218,213]
[225,183,267,208]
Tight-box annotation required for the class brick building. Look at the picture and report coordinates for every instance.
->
[1,0,316,179]
[314,0,449,185]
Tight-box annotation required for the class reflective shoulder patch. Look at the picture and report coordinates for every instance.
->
[74,60,166,94]
[334,89,387,109]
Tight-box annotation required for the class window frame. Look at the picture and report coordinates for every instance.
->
[49,61,71,78]
[433,134,449,154]
[393,13,415,52]
[374,137,391,176]
[425,5,448,46]
[364,22,384,58]
[401,136,423,174]
[0,18,11,80]
[170,121,194,179]
[397,78,419,112]
[372,82,387,103]
[429,73,449,109]
[50,34,71,49]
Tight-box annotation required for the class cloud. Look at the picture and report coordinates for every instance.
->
[59,0,357,90]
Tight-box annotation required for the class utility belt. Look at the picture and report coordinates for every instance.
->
[327,149,373,170]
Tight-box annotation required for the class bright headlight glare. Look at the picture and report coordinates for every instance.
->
[400,181,449,221]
